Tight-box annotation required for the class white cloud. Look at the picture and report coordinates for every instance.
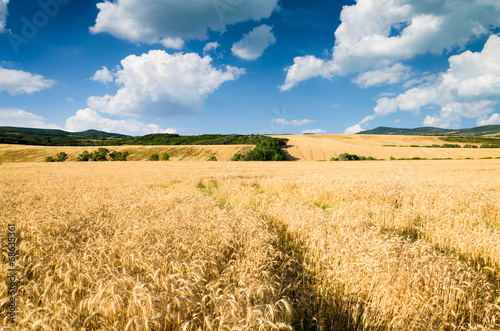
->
[281,0,500,90]
[422,101,495,128]
[0,67,55,95]
[66,97,74,103]
[273,118,313,126]
[90,0,279,47]
[231,24,276,60]
[0,0,8,33]
[87,50,245,117]
[353,63,411,88]
[65,108,176,135]
[203,42,220,54]
[350,35,500,130]
[90,66,114,84]
[302,128,327,134]
[344,124,363,134]
[279,55,337,91]
[160,37,184,50]
[0,108,60,128]
[477,113,500,126]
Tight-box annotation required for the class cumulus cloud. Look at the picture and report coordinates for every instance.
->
[231,24,276,60]
[349,35,500,130]
[91,66,114,84]
[477,113,500,126]
[87,50,245,117]
[160,37,184,50]
[0,0,8,33]
[353,63,411,88]
[203,42,220,54]
[65,108,176,135]
[281,0,500,90]
[90,0,279,47]
[273,118,313,126]
[279,55,337,91]
[0,108,59,128]
[302,128,327,134]
[0,67,55,95]
[344,124,364,134]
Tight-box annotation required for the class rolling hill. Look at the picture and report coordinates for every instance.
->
[358,125,500,136]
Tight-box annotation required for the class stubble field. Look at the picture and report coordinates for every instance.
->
[1,160,500,330]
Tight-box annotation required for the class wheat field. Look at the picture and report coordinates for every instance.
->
[0,144,255,163]
[278,135,500,161]
[1,160,500,330]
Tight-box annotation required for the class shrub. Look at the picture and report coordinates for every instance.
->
[463,144,478,148]
[231,153,244,161]
[390,156,396,160]
[480,144,500,148]
[91,148,109,161]
[45,156,55,162]
[149,153,159,161]
[56,152,68,162]
[331,153,377,161]
[442,144,461,148]
[77,150,91,162]
[162,153,170,161]
[207,155,217,161]
[109,151,129,161]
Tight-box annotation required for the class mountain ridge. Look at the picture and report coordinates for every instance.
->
[357,125,500,136]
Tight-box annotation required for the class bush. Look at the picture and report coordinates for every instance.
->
[331,153,377,161]
[442,144,461,148]
[463,144,478,148]
[109,151,129,161]
[231,153,246,161]
[45,152,67,162]
[480,144,500,148]
[207,155,217,161]
[91,148,109,161]
[77,150,91,162]
[56,152,68,162]
[162,153,170,161]
[149,153,159,161]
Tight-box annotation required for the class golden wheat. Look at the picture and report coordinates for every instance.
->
[1,160,499,330]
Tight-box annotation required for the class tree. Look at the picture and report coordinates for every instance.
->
[162,153,170,161]
[56,152,68,162]
[77,150,91,162]
[91,148,109,161]
[149,153,159,161]
[45,156,55,162]
[109,151,130,161]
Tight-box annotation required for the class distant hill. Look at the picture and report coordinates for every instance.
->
[0,126,288,148]
[358,125,500,136]
[0,127,129,138]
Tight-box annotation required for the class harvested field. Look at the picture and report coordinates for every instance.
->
[1,160,500,330]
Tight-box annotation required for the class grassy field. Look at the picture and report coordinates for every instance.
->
[1,160,500,330]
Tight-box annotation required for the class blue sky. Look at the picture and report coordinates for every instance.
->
[1,0,500,136]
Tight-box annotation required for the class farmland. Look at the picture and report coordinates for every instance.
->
[279,135,500,161]
[1,160,500,330]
